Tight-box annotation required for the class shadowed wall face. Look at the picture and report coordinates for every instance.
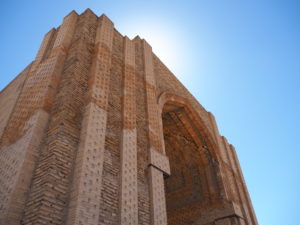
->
[162,104,217,225]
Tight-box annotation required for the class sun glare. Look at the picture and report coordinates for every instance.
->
[118,19,188,81]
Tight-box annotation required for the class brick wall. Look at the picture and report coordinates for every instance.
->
[0,9,258,225]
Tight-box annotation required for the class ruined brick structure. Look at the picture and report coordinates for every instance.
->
[0,9,258,225]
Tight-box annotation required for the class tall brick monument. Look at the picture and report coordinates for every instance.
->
[0,9,258,225]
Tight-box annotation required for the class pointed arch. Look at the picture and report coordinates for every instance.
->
[158,92,227,224]
[157,92,219,159]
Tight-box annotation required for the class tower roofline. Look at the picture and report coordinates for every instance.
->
[64,9,78,18]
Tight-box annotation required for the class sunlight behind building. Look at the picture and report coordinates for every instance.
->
[116,18,189,82]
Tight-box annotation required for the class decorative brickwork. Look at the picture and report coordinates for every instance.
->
[67,14,114,225]
[120,37,138,225]
[0,9,258,225]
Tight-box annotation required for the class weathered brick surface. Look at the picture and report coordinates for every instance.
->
[0,66,29,139]
[135,36,152,225]
[119,37,138,224]
[0,110,49,225]
[67,14,114,225]
[0,9,258,225]
[21,10,96,225]
[162,109,221,225]
[98,27,123,225]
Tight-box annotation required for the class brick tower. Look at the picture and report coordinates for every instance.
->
[0,9,258,225]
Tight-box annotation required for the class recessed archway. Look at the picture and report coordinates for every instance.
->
[159,93,222,225]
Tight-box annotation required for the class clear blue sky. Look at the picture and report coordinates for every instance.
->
[1,1,299,225]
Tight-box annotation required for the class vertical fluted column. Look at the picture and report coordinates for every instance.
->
[143,40,163,154]
[66,14,114,225]
[142,40,170,225]
[0,11,77,225]
[208,112,231,200]
[21,10,79,225]
[230,145,258,225]
[30,28,56,71]
[222,137,247,222]
[209,112,256,224]
[119,36,138,224]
